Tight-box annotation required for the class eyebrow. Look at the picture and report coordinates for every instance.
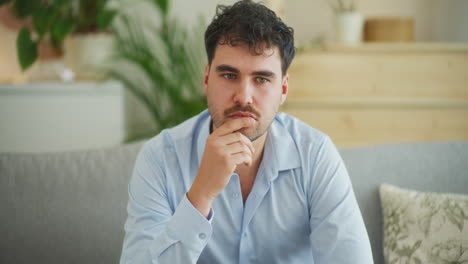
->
[252,70,276,78]
[216,64,276,78]
[216,64,239,73]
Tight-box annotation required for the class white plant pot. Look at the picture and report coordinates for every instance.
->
[335,12,364,45]
[64,33,115,80]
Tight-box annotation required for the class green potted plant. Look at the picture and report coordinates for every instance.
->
[109,0,207,141]
[0,0,118,72]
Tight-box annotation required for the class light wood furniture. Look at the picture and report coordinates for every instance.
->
[364,17,414,42]
[282,43,468,147]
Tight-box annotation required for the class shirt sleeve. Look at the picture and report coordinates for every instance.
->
[120,143,213,264]
[308,136,374,263]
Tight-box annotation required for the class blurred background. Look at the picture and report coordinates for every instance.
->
[0,0,467,152]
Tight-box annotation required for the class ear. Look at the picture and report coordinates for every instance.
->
[203,64,210,95]
[279,73,289,105]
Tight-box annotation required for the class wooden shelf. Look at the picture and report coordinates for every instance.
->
[300,42,468,54]
[286,43,468,147]
[284,97,468,109]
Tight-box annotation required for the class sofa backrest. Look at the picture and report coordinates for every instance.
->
[340,141,468,264]
[1,141,467,264]
[0,142,143,264]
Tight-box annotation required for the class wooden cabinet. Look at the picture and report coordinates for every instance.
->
[282,43,468,147]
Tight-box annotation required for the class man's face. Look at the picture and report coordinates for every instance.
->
[203,43,289,141]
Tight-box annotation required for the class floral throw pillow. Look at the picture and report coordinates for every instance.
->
[380,184,468,264]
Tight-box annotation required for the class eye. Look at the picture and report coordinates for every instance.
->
[256,77,269,84]
[223,73,236,80]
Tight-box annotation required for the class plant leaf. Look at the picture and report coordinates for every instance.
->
[52,0,72,10]
[153,0,169,15]
[109,6,206,138]
[51,18,75,49]
[108,69,163,126]
[32,7,54,37]
[0,0,12,6]
[16,28,38,71]
[11,0,36,19]
[97,9,118,30]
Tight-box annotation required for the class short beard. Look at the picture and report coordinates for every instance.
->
[209,103,276,142]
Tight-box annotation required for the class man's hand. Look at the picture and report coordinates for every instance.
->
[187,117,255,217]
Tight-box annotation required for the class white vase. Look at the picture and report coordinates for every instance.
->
[335,12,364,45]
[64,33,115,80]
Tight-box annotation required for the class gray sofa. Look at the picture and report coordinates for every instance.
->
[1,141,467,264]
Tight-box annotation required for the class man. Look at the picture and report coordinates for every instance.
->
[120,1,373,263]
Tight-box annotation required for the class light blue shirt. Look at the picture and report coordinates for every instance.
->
[120,110,373,263]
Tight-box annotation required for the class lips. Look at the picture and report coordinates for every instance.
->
[228,111,257,120]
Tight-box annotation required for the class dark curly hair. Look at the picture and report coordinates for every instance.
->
[204,0,295,76]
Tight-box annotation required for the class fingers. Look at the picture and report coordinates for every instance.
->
[225,142,253,158]
[207,117,256,168]
[231,152,253,167]
[220,132,255,155]
[213,117,254,137]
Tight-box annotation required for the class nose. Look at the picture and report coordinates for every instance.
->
[232,79,253,105]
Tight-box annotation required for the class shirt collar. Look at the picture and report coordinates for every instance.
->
[266,115,301,172]
[196,112,301,176]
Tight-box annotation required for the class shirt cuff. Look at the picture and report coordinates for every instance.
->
[165,194,213,254]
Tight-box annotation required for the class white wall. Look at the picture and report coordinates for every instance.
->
[149,0,468,44]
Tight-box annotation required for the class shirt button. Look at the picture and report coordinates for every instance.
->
[232,193,239,199]
[198,233,206,240]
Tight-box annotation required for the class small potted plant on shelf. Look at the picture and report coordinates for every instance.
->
[0,0,118,80]
[328,0,363,44]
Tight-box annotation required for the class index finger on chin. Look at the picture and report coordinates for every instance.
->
[213,117,254,136]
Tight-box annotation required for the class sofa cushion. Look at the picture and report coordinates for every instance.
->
[380,183,468,264]
[340,141,468,264]
[0,142,144,264]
